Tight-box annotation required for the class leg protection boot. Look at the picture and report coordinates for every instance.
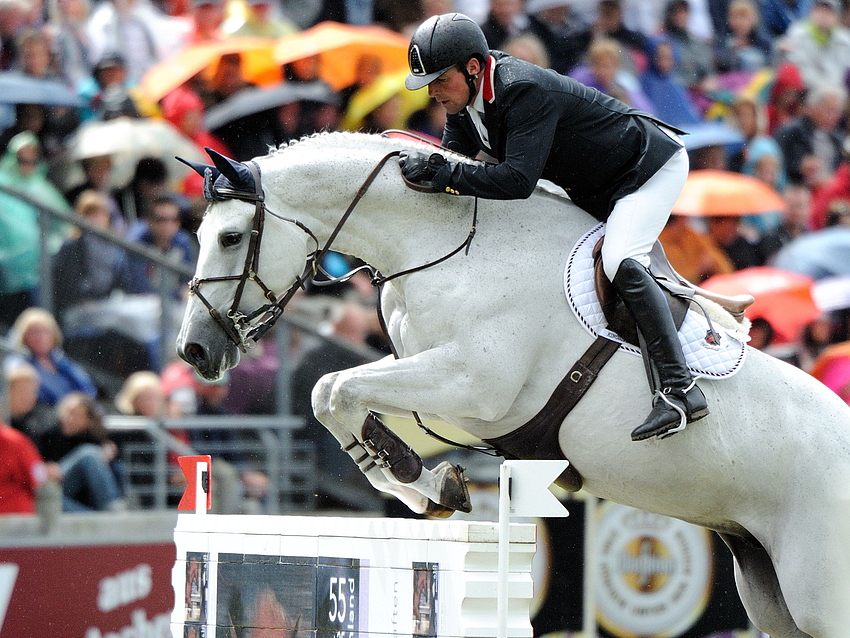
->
[612,259,709,441]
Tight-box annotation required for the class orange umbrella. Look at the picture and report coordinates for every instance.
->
[702,266,820,342]
[139,37,278,103]
[673,169,786,216]
[271,22,411,91]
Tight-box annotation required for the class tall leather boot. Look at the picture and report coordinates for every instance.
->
[613,258,709,441]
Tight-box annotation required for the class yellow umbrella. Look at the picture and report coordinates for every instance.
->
[340,70,429,131]
[139,37,278,103]
[271,21,411,91]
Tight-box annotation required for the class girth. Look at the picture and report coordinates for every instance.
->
[484,336,620,492]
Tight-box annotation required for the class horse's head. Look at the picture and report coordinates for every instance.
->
[176,148,316,380]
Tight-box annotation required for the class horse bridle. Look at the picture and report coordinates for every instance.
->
[188,150,478,353]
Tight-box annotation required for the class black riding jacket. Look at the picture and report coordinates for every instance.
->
[431,51,683,221]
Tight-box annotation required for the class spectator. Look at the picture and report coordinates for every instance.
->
[86,53,142,121]
[660,0,718,104]
[811,139,850,229]
[524,0,589,75]
[64,154,125,233]
[0,132,71,327]
[713,0,774,73]
[761,0,813,38]
[8,307,97,407]
[479,0,528,50]
[119,156,170,223]
[765,61,805,135]
[86,0,166,85]
[502,32,551,68]
[658,214,736,283]
[205,53,272,160]
[705,215,764,269]
[160,86,231,196]
[7,361,57,441]
[37,392,125,511]
[570,38,655,112]
[185,0,224,43]
[51,189,156,367]
[45,0,96,88]
[406,99,447,143]
[639,35,703,126]
[761,182,813,261]
[0,0,30,70]
[774,83,846,188]
[127,195,195,296]
[221,0,298,38]
[571,0,650,76]
[14,29,60,78]
[0,420,48,514]
[779,0,850,90]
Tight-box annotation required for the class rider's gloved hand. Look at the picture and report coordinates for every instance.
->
[398,150,448,184]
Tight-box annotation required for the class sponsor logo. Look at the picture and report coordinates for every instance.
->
[595,502,713,637]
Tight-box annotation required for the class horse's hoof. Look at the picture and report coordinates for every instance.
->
[423,500,457,519]
[435,462,472,514]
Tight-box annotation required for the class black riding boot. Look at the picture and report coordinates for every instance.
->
[613,258,709,441]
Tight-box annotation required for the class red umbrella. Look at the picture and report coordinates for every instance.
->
[702,267,820,342]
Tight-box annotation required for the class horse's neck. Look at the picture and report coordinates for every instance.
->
[260,135,594,277]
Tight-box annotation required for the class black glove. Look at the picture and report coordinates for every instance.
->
[398,150,447,184]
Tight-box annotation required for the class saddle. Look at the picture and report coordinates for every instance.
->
[485,237,754,493]
[592,236,754,348]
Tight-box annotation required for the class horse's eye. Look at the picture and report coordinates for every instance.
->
[220,232,242,248]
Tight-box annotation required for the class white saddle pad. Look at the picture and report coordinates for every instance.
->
[565,224,747,379]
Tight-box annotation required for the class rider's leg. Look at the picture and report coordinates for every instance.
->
[602,143,707,440]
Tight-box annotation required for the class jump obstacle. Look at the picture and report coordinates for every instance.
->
[170,457,566,638]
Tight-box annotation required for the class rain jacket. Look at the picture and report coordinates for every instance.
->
[0,132,70,294]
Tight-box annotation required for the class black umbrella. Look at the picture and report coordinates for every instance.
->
[204,81,338,130]
[0,72,86,107]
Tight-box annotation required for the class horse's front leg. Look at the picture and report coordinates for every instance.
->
[311,370,462,516]
[313,350,518,515]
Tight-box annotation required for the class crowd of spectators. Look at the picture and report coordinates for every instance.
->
[7,0,850,514]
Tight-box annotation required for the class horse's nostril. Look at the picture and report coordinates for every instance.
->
[183,342,206,365]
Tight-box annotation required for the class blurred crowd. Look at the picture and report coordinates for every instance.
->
[6,0,850,514]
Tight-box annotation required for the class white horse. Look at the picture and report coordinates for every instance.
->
[176,132,850,638]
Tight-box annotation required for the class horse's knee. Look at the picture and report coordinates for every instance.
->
[311,372,340,423]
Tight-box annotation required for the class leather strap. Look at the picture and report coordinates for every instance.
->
[484,336,621,491]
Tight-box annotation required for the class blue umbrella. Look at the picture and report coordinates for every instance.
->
[678,120,745,152]
[772,227,850,280]
[0,72,85,107]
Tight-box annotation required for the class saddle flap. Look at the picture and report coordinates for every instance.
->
[591,237,689,348]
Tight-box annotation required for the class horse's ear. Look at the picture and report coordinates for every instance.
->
[206,147,255,192]
[176,156,219,181]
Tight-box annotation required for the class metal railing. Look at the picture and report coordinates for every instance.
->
[105,414,315,513]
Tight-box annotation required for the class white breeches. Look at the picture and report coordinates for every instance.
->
[601,141,689,282]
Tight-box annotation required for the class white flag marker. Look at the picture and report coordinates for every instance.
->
[497,460,571,638]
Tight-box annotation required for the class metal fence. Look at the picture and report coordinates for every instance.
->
[105,414,315,514]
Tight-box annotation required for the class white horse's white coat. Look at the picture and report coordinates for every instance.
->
[177,133,850,638]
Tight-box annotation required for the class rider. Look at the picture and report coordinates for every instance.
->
[399,13,708,441]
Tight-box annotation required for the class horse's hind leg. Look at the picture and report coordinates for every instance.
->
[718,533,811,638]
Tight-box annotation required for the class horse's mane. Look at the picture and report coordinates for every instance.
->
[261,131,572,202]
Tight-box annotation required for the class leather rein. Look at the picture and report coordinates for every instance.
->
[188,150,478,353]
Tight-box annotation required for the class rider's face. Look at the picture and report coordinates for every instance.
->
[427,61,480,115]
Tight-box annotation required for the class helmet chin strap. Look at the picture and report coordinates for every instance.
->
[463,68,479,106]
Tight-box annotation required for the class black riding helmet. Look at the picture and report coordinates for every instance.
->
[405,13,490,91]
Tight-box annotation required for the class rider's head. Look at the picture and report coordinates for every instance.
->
[405,13,489,111]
